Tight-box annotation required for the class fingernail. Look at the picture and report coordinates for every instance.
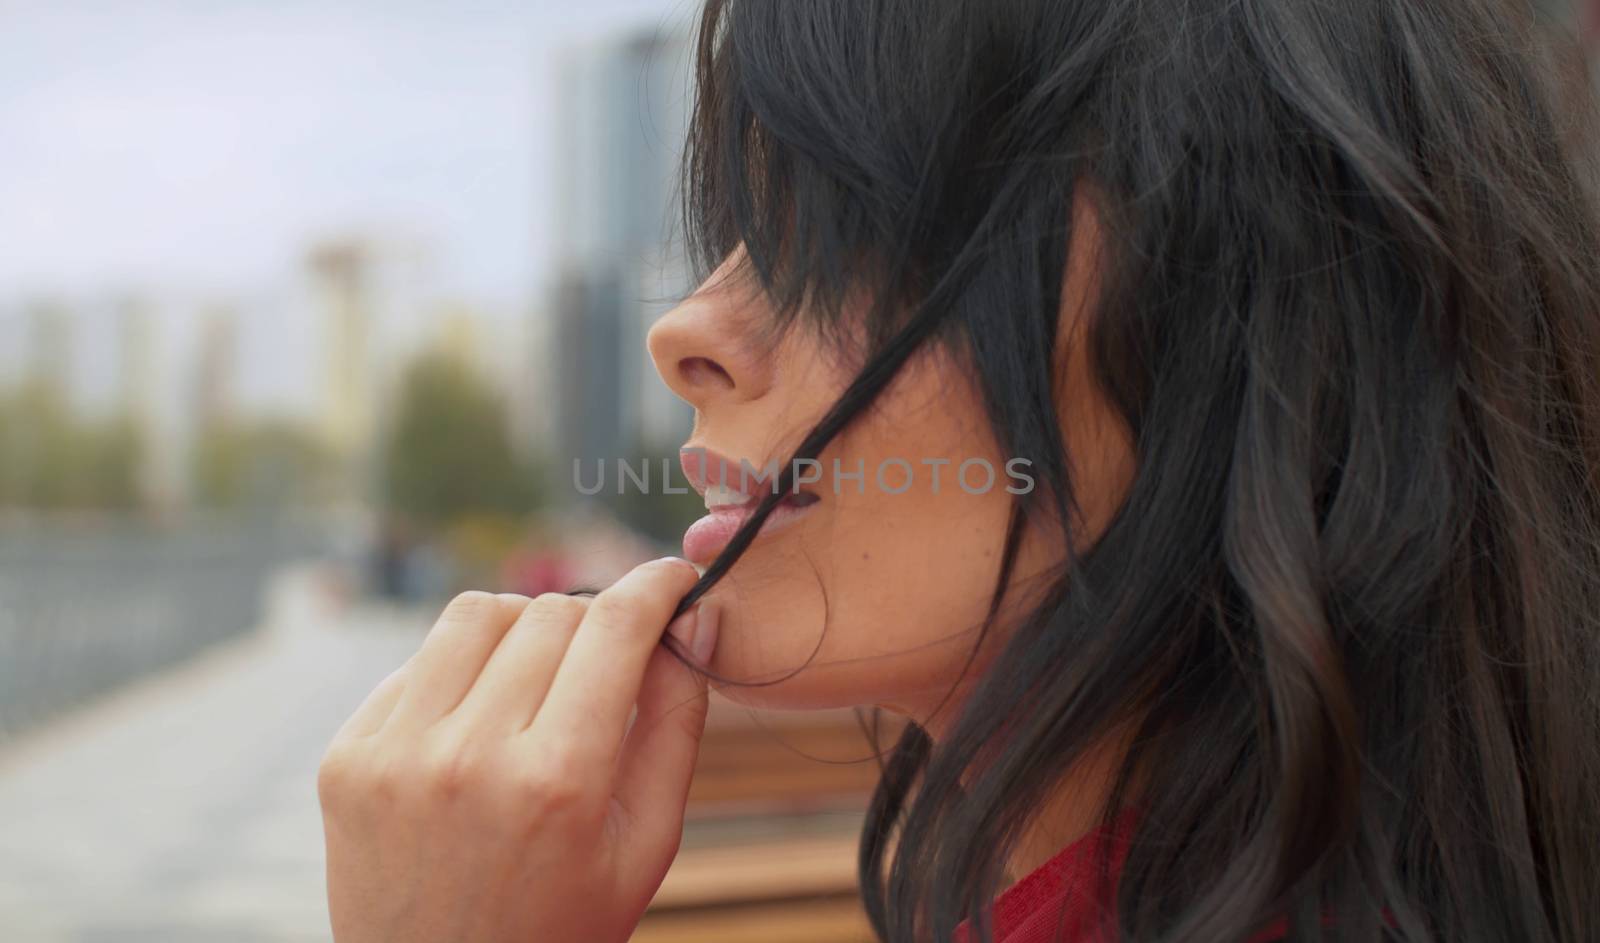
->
[690,602,719,663]
[667,607,698,651]
[654,555,698,575]
[667,603,720,663]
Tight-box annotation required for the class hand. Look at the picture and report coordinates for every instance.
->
[316,557,718,943]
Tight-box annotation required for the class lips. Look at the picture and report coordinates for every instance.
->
[679,448,819,564]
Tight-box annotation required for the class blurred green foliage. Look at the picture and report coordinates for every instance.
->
[381,348,545,531]
[192,419,335,509]
[0,384,142,510]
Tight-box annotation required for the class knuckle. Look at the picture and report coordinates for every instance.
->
[516,762,586,815]
[419,741,486,800]
[316,745,355,802]
[366,756,404,801]
[584,561,694,628]
[587,588,647,626]
[440,590,498,624]
[495,592,533,618]
[318,741,396,809]
[527,592,589,624]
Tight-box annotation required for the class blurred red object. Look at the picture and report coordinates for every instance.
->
[501,548,577,596]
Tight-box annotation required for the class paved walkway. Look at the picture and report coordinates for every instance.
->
[0,569,431,943]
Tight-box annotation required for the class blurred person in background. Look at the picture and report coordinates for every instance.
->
[317,1,1600,941]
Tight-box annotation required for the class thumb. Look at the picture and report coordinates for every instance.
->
[613,602,719,868]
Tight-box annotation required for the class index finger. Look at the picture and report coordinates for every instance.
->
[526,557,699,773]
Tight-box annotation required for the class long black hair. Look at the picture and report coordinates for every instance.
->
[662,0,1600,939]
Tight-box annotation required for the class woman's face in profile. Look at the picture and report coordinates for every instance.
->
[647,221,1133,721]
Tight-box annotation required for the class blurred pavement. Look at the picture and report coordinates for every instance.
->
[0,568,430,943]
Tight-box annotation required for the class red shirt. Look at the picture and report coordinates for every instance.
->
[955,811,1289,943]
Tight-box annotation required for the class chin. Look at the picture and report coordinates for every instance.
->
[702,631,866,712]
[695,555,997,716]
[703,623,969,718]
[695,572,839,707]
[707,668,869,712]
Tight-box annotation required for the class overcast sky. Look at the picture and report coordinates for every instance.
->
[0,0,695,306]
[0,0,700,416]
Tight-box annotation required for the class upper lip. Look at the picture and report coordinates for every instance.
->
[680,445,807,501]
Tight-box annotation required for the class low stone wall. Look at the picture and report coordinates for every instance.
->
[0,515,326,740]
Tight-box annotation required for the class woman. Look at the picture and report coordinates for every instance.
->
[316,0,1600,940]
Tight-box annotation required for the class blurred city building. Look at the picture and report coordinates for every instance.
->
[547,24,696,474]
[309,241,379,499]
[190,305,237,434]
[112,295,170,508]
[307,237,433,508]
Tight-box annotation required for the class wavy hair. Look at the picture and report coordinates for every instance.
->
[664,0,1600,939]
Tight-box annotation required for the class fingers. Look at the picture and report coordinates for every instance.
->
[385,591,529,730]
[334,659,411,740]
[452,593,591,730]
[614,602,719,855]
[528,557,700,778]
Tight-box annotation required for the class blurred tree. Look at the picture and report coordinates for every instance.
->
[192,418,335,509]
[79,413,142,510]
[0,383,142,510]
[381,348,544,530]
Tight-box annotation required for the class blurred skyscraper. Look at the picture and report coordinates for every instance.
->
[306,234,442,512]
[114,296,158,505]
[191,305,237,433]
[546,23,696,474]
[112,294,188,510]
[309,241,378,491]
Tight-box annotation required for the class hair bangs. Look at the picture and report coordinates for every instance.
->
[681,0,935,359]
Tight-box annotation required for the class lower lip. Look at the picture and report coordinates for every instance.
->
[682,498,815,564]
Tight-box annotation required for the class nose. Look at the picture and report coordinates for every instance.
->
[647,261,775,409]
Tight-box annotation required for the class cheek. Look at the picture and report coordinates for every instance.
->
[706,488,1013,711]
[703,355,1027,712]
